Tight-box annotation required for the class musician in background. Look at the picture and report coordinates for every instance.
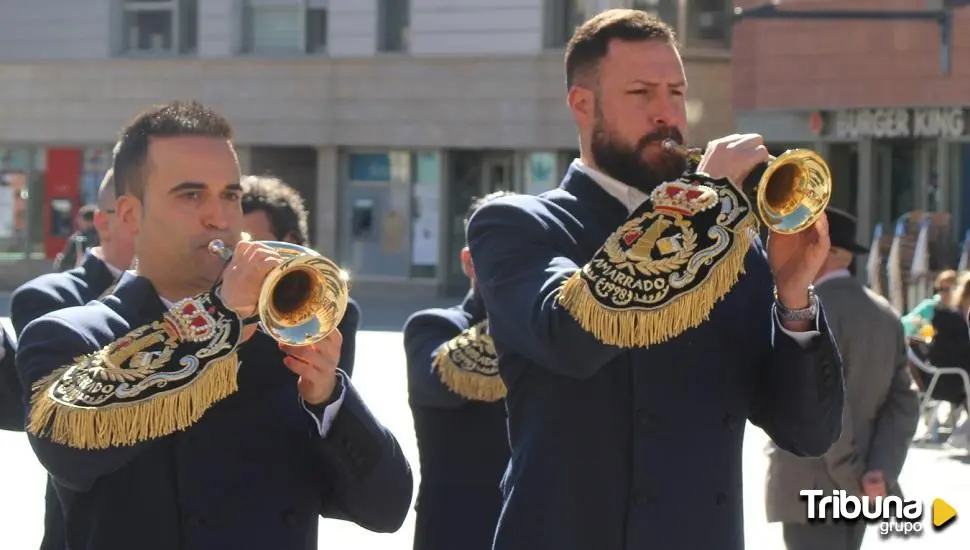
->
[766,208,918,550]
[16,100,412,550]
[7,170,134,550]
[241,174,361,377]
[403,191,513,550]
[11,171,132,337]
[466,10,843,550]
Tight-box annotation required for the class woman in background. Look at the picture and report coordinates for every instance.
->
[903,270,957,337]
[913,271,970,443]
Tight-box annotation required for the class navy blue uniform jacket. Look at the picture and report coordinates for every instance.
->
[466,167,844,550]
[338,297,361,378]
[3,253,116,432]
[16,274,413,550]
[7,252,116,549]
[0,324,17,431]
[404,290,510,550]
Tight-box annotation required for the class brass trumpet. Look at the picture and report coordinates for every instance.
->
[662,139,832,235]
[208,239,350,347]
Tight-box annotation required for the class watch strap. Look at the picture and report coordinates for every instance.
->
[774,286,819,322]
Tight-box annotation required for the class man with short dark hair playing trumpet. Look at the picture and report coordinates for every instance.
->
[16,100,412,550]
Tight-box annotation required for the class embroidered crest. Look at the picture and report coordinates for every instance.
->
[27,291,244,450]
[558,176,757,348]
[432,320,506,402]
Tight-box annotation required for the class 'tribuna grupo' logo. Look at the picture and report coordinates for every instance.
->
[801,490,957,538]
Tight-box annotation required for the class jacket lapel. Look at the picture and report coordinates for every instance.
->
[75,253,117,300]
[559,163,633,253]
[102,273,168,325]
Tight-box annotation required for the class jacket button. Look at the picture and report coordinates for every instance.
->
[722,414,734,428]
[633,490,650,506]
[282,509,298,526]
[715,492,728,506]
[184,514,206,527]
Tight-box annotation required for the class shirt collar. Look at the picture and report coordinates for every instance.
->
[816,268,852,287]
[571,159,649,214]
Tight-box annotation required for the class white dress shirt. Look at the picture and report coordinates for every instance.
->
[815,268,852,287]
[572,159,820,346]
[158,293,346,438]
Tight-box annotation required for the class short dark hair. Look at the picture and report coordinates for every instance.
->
[464,190,517,238]
[112,100,234,200]
[77,205,97,223]
[241,175,309,246]
[565,9,677,91]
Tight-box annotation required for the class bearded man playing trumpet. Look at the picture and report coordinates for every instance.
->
[16,100,413,550]
[466,9,844,550]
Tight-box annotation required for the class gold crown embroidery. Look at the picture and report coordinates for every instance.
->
[27,292,244,450]
[559,177,756,348]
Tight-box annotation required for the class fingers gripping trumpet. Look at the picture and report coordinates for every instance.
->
[662,139,832,235]
[208,238,351,347]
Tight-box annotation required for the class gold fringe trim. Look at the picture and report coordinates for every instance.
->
[432,351,506,402]
[27,353,240,450]
[559,222,756,349]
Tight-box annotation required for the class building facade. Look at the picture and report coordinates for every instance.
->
[0,0,736,295]
[733,0,970,249]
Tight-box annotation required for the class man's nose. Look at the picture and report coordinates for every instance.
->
[201,199,230,230]
[650,95,679,128]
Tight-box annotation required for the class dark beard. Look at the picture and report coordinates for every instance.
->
[590,115,688,195]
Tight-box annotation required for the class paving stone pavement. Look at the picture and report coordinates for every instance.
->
[0,326,966,549]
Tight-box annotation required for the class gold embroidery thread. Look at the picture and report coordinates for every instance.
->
[27,293,244,450]
[432,320,506,402]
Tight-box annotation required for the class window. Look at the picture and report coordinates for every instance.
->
[545,0,585,49]
[630,0,678,31]
[121,0,197,55]
[524,152,559,195]
[306,5,328,53]
[685,0,731,48]
[243,0,329,54]
[378,0,410,52]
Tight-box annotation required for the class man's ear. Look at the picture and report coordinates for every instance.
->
[460,246,475,279]
[115,195,142,235]
[93,210,109,235]
[567,85,595,127]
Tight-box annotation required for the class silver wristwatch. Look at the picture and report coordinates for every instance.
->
[774,285,818,322]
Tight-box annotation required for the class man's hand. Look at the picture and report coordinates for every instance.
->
[220,241,284,319]
[767,213,830,311]
[280,330,343,406]
[861,470,887,498]
[696,133,771,187]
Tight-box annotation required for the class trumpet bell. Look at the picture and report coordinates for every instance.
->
[255,241,350,347]
[754,149,832,235]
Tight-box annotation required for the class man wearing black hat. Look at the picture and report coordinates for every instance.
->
[765,208,920,550]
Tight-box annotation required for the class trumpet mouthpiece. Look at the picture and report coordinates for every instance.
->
[662,139,703,163]
[208,239,233,262]
[662,139,686,155]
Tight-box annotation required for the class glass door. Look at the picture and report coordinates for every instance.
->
[481,155,515,195]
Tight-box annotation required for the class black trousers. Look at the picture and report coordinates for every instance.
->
[782,522,866,550]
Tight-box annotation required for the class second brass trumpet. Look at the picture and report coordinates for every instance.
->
[662,139,832,235]
[208,239,350,347]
